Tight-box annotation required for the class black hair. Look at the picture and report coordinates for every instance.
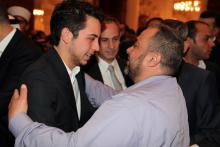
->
[50,1,103,46]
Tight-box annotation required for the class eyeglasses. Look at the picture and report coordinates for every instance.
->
[203,35,216,42]
[208,35,216,42]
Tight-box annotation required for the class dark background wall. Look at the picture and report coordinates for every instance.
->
[208,0,220,14]
[98,0,127,23]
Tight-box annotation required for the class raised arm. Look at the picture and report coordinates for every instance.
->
[85,73,119,107]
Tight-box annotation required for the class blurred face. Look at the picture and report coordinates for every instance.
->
[200,17,219,36]
[190,23,215,60]
[69,15,100,66]
[15,16,29,32]
[127,28,157,81]
[98,22,120,63]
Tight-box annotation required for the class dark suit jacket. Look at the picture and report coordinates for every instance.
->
[205,60,220,93]
[0,29,42,147]
[177,61,220,147]
[83,55,133,87]
[20,48,96,132]
[207,41,220,67]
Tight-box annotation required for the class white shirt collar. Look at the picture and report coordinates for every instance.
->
[98,56,117,72]
[64,63,80,82]
[198,60,206,69]
[0,28,16,57]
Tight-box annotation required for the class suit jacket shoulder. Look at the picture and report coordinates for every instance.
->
[177,61,220,146]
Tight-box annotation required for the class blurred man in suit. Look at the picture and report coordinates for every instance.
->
[164,19,220,147]
[0,5,42,147]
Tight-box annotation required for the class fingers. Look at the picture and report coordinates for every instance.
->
[13,89,19,99]
[8,84,28,121]
[8,89,19,109]
[20,84,27,101]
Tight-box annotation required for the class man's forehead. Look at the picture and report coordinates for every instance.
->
[200,17,215,25]
[139,28,158,41]
[196,23,211,33]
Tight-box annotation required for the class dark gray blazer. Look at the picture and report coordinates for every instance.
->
[177,61,220,146]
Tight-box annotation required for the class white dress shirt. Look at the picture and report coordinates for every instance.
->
[0,28,16,57]
[64,64,81,119]
[98,57,127,90]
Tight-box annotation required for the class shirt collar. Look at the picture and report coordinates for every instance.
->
[63,62,80,81]
[98,56,117,72]
[0,28,16,56]
[198,60,206,69]
[129,75,172,90]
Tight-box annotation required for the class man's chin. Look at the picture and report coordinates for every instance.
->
[80,59,89,65]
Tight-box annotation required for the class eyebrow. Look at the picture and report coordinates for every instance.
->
[88,34,99,38]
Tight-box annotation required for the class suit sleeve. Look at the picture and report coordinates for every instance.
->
[194,72,220,147]
[20,70,57,127]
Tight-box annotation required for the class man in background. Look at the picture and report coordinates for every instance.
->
[0,5,42,147]
[163,19,220,147]
[7,6,31,35]
[200,11,220,67]
[84,16,133,90]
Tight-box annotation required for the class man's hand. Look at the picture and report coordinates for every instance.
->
[8,84,28,121]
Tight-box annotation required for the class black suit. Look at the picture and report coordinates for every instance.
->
[177,61,220,146]
[0,29,42,147]
[205,60,220,93]
[20,48,96,132]
[83,55,133,87]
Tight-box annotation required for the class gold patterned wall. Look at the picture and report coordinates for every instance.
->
[139,0,207,22]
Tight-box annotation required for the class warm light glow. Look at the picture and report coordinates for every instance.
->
[33,9,44,16]
[194,1,199,6]
[173,0,201,12]
[195,7,200,12]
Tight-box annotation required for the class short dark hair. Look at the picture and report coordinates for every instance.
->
[101,16,120,33]
[186,20,209,41]
[146,17,163,27]
[163,19,188,41]
[0,5,9,23]
[163,19,183,30]
[50,1,103,46]
[148,24,183,75]
[200,11,217,19]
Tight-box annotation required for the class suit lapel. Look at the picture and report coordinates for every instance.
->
[92,62,104,82]
[46,48,79,120]
[76,70,97,126]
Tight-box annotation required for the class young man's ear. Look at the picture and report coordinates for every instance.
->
[60,28,73,44]
[143,52,161,67]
